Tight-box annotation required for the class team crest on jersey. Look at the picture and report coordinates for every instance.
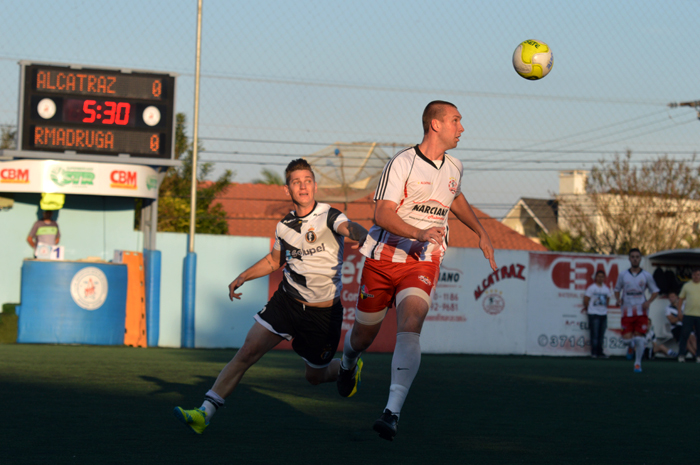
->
[305,228,317,243]
[359,285,374,299]
[448,177,458,195]
[418,275,432,286]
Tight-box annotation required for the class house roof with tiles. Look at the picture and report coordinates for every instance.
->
[213,183,547,251]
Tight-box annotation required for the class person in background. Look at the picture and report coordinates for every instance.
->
[676,268,700,363]
[665,291,695,358]
[583,270,613,358]
[614,248,659,373]
[26,210,60,257]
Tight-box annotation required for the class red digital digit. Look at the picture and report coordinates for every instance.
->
[82,100,97,123]
[115,102,130,125]
[152,80,162,98]
[150,134,160,152]
[102,101,116,124]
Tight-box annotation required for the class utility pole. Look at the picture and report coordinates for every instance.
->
[668,100,700,119]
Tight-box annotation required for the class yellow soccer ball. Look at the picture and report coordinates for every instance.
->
[513,40,553,80]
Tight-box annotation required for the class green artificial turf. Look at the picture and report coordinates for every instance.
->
[0,303,18,344]
[1,345,698,464]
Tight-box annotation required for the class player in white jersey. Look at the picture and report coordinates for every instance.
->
[336,101,497,441]
[614,248,659,372]
[174,159,368,434]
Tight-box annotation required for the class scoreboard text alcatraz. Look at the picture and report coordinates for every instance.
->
[19,63,176,159]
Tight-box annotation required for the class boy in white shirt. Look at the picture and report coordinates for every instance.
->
[584,270,613,358]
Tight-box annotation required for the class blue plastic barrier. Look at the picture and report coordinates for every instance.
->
[144,249,161,347]
[17,260,128,345]
[182,252,197,348]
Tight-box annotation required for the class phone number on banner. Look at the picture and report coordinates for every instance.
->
[537,335,626,348]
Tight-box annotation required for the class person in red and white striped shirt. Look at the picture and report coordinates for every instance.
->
[336,100,497,441]
[614,248,659,373]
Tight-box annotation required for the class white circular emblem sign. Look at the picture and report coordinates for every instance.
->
[70,267,109,310]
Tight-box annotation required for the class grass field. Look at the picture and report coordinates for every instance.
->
[1,345,699,465]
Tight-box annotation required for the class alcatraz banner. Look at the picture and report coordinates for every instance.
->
[526,252,630,356]
[0,159,159,199]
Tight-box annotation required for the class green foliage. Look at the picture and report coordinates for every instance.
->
[538,230,588,252]
[562,151,700,254]
[157,113,234,234]
[0,125,16,149]
[253,168,284,185]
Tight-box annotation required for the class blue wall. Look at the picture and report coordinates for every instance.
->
[0,193,272,348]
[156,232,270,348]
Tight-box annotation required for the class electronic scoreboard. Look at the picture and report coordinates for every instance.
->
[18,62,176,159]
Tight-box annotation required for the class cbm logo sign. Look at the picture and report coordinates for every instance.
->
[550,257,620,291]
[0,168,29,184]
[110,170,137,189]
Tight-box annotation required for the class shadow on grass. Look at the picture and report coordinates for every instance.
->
[2,346,700,464]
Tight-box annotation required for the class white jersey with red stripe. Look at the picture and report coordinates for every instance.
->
[614,268,659,317]
[359,145,462,264]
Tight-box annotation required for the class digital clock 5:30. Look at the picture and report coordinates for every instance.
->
[37,97,161,127]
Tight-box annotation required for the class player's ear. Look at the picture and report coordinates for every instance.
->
[430,118,440,132]
[283,184,290,196]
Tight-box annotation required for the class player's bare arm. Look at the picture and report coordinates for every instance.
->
[374,199,445,245]
[336,221,369,249]
[449,194,497,271]
[582,295,590,313]
[229,248,284,301]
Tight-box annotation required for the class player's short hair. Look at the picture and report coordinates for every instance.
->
[595,270,606,278]
[285,158,315,185]
[422,100,458,134]
[692,266,700,273]
[629,247,641,256]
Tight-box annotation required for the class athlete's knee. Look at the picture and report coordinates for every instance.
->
[304,367,324,385]
[350,321,381,350]
[233,342,262,367]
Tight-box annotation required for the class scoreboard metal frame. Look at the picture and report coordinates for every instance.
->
[18,61,177,160]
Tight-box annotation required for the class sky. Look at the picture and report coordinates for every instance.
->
[1,0,699,218]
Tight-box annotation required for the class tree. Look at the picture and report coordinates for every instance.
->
[0,125,16,149]
[253,168,284,185]
[156,113,234,234]
[538,230,588,253]
[559,151,700,254]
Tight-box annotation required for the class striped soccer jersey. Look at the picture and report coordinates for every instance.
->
[273,202,349,303]
[614,268,659,317]
[359,145,463,264]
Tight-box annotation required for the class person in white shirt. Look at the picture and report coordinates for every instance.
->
[614,248,659,373]
[583,270,613,358]
[336,101,497,441]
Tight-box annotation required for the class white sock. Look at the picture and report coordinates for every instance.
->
[634,336,645,365]
[341,327,362,370]
[385,332,421,417]
[201,389,225,420]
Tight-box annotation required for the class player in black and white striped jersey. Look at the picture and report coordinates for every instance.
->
[174,158,368,434]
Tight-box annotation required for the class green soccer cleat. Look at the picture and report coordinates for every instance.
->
[174,406,209,434]
[337,357,363,397]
